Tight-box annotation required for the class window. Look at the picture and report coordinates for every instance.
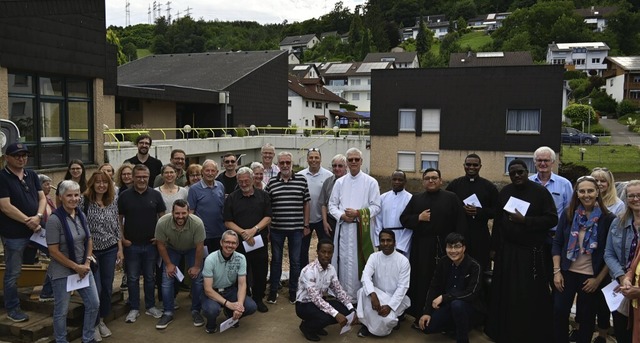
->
[506,109,541,133]
[351,79,361,86]
[367,92,371,100]
[504,156,535,175]
[352,93,360,100]
[421,153,439,171]
[305,101,309,107]
[397,152,415,172]
[315,102,322,109]
[399,109,416,132]
[631,91,640,99]
[575,59,585,65]
[633,76,640,83]
[552,59,565,65]
[591,58,601,64]
[325,103,329,108]
[422,109,440,132]
[305,119,309,126]
[367,78,371,85]
[288,100,292,107]
[8,72,93,168]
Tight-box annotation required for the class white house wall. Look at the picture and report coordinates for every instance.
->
[605,74,626,102]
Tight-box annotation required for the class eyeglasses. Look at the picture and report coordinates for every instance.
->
[223,160,236,164]
[138,141,151,146]
[332,164,345,168]
[11,154,28,160]
[20,179,30,193]
[135,176,149,180]
[535,159,551,163]
[189,174,201,177]
[279,161,292,165]
[446,243,464,250]
[347,158,361,163]
[222,240,238,246]
[509,169,527,176]
[423,176,440,181]
[465,163,479,167]
[577,175,597,183]
[627,194,640,200]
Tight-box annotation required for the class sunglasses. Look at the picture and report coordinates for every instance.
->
[332,164,345,168]
[20,179,30,193]
[279,161,292,165]
[465,163,479,167]
[509,169,527,176]
[347,158,361,163]
[223,160,236,164]
[577,175,597,183]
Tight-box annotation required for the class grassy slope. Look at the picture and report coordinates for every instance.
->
[137,49,152,58]
[561,142,640,173]
[457,31,493,50]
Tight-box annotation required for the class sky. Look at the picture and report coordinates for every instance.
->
[106,0,365,27]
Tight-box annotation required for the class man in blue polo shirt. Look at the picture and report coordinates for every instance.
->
[188,159,225,254]
[0,143,46,322]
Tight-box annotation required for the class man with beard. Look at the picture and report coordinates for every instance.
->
[318,154,347,241]
[217,153,238,195]
[224,167,272,313]
[266,152,310,305]
[399,168,466,321]
[485,159,557,342]
[125,134,162,187]
[329,148,381,301]
[374,171,412,257]
[356,229,411,337]
[153,149,187,187]
[154,199,206,330]
[298,148,332,265]
[446,154,498,271]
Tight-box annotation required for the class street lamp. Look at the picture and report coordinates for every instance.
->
[249,124,257,136]
[587,98,592,134]
[183,124,192,139]
[333,125,339,138]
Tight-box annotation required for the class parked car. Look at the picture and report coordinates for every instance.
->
[561,127,599,145]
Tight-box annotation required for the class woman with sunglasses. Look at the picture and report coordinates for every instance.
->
[552,176,615,343]
[604,180,640,343]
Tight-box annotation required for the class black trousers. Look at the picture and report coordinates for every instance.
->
[237,240,268,301]
[296,300,350,333]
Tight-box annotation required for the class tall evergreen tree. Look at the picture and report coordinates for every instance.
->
[364,1,389,52]
[416,17,432,55]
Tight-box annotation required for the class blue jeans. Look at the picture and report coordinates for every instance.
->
[52,273,99,343]
[1,237,30,311]
[423,300,476,343]
[269,229,303,297]
[22,242,53,296]
[124,243,158,310]
[162,247,203,315]
[300,221,327,265]
[93,245,118,320]
[202,286,256,330]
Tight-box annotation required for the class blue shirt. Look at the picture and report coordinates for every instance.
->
[529,172,573,232]
[188,179,225,239]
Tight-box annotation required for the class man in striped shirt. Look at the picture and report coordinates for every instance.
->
[265,151,310,305]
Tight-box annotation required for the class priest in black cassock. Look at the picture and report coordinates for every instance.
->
[399,168,466,321]
[485,159,557,343]
[446,153,499,272]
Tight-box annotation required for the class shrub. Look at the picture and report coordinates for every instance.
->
[618,99,639,117]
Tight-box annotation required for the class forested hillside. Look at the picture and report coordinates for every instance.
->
[108,0,640,66]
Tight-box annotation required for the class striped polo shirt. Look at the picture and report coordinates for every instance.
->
[266,172,310,230]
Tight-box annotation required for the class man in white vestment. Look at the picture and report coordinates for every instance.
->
[374,170,412,257]
[328,147,381,301]
[356,229,411,337]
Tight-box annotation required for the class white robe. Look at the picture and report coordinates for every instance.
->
[328,171,381,300]
[374,190,412,256]
[356,251,411,336]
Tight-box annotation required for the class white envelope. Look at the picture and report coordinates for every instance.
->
[30,229,47,247]
[340,312,356,335]
[66,273,90,291]
[242,235,264,253]
[503,196,530,216]
[463,194,482,208]
[220,317,239,332]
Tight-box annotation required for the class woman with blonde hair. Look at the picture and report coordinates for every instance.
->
[592,167,624,215]
[185,163,202,188]
[115,162,134,195]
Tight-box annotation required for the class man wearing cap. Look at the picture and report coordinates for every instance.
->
[0,143,47,322]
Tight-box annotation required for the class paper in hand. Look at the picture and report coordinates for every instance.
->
[340,312,356,335]
[30,228,47,247]
[463,194,482,208]
[220,317,239,332]
[242,235,264,252]
[66,273,90,291]
[503,196,530,216]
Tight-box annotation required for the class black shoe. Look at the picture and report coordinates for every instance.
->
[394,321,401,330]
[266,293,277,304]
[316,328,328,336]
[289,294,296,305]
[592,336,607,343]
[568,329,578,342]
[256,300,269,313]
[358,325,369,338]
[299,322,320,341]
[205,326,217,334]
[397,313,406,321]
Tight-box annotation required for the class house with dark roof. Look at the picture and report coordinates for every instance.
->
[363,52,419,69]
[287,74,346,129]
[1,0,116,170]
[369,65,564,182]
[116,50,288,138]
[279,34,319,59]
[449,51,534,67]
[575,6,618,32]
[400,15,452,40]
[604,56,640,106]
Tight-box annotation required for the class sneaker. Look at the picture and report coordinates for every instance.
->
[7,309,29,322]
[192,310,204,327]
[38,293,54,302]
[93,327,103,342]
[97,320,112,337]
[120,275,128,290]
[568,329,577,342]
[205,326,218,334]
[299,322,320,342]
[289,294,296,305]
[145,306,163,319]
[593,336,607,343]
[155,314,174,330]
[125,310,140,323]
[358,325,370,338]
[256,300,269,313]
[266,293,278,304]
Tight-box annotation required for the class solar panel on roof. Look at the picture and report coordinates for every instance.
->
[357,62,388,73]
[326,64,352,73]
[477,52,504,58]
[292,66,308,70]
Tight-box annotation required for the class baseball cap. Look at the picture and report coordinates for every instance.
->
[5,143,29,156]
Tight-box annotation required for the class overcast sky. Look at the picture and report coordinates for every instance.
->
[106,0,365,27]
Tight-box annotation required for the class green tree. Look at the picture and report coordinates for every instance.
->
[416,18,432,55]
[564,104,597,127]
[602,8,640,55]
[106,29,127,65]
[349,7,364,54]
[123,42,138,62]
[618,99,639,118]
[365,1,389,52]
[439,31,461,63]
[360,29,372,60]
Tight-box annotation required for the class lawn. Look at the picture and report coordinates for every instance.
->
[136,49,152,58]
[457,31,493,50]
[561,143,640,173]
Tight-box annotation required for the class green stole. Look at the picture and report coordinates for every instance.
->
[357,207,373,277]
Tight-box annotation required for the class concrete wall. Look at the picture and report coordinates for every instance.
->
[105,135,370,174]
[142,100,177,140]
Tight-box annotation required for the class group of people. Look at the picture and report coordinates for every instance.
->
[2,137,640,343]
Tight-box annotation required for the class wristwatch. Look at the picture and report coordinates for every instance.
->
[254,226,260,232]
[303,224,310,229]
[36,213,43,220]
